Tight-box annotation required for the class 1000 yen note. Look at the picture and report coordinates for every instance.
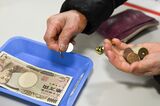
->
[0,51,72,106]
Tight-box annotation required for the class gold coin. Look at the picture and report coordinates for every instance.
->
[126,52,140,64]
[138,47,149,60]
[95,46,104,55]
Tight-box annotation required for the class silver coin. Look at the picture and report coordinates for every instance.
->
[66,43,74,53]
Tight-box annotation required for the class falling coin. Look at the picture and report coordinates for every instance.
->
[59,43,73,58]
[18,72,38,88]
[66,43,74,53]
[126,52,140,64]
[138,47,149,60]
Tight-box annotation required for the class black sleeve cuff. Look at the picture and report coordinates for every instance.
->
[114,0,127,8]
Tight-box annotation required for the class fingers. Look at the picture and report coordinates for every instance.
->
[130,60,152,76]
[105,48,150,75]
[104,38,142,74]
[58,24,77,51]
[112,38,127,49]
[104,39,160,76]
[44,10,87,52]
[44,28,59,51]
[44,16,64,51]
[104,39,123,56]
[112,38,133,49]
[104,38,135,56]
[58,10,87,51]
[105,49,131,73]
[44,17,76,52]
[104,39,119,56]
[130,56,158,76]
[104,39,112,50]
[104,39,131,73]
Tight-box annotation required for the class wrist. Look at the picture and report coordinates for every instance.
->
[69,10,87,31]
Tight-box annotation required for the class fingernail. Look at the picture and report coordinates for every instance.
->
[59,43,68,51]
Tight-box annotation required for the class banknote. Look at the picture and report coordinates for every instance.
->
[0,51,72,106]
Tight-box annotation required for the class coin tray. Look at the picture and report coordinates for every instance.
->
[0,36,93,106]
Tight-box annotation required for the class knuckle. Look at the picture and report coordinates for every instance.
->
[47,18,60,26]
[66,26,77,34]
[72,11,81,18]
[52,20,61,26]
[60,36,69,44]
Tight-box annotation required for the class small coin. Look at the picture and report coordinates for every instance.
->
[95,46,104,55]
[59,43,74,58]
[123,48,133,59]
[138,47,149,60]
[126,52,140,64]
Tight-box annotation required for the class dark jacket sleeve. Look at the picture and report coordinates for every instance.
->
[154,75,160,84]
[60,0,127,34]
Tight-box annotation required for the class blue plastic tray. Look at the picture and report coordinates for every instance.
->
[0,36,93,106]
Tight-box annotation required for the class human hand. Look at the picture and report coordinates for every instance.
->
[104,38,160,76]
[44,10,87,52]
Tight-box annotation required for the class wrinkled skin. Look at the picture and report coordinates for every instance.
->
[44,10,87,52]
[104,38,160,76]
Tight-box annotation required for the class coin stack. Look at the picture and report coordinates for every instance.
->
[123,46,149,64]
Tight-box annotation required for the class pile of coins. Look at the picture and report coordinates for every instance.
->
[123,46,149,64]
[95,45,149,64]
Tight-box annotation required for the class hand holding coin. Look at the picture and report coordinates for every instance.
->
[59,42,74,58]
[104,38,160,76]
[123,47,149,64]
